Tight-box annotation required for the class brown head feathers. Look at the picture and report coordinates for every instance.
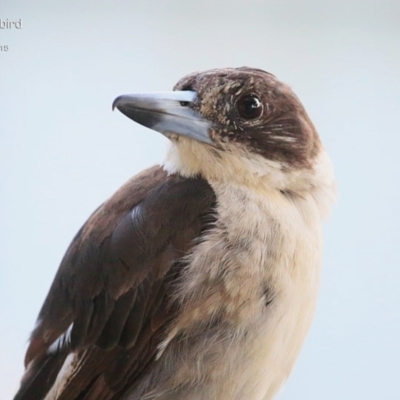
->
[174,67,321,169]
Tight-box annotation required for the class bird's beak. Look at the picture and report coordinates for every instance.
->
[112,91,213,145]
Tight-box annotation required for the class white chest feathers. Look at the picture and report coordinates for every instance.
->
[153,183,324,400]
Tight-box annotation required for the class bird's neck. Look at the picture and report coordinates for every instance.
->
[162,140,336,220]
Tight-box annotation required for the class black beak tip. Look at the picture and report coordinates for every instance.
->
[112,96,123,111]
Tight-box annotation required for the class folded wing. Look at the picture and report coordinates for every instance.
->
[14,165,216,400]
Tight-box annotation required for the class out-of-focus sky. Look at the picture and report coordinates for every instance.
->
[1,1,399,399]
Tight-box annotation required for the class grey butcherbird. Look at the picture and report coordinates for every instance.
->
[14,67,335,400]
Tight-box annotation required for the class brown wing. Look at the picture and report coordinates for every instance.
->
[14,165,216,400]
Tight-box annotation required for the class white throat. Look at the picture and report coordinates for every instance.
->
[162,138,336,219]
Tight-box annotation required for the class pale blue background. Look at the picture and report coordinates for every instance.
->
[1,1,399,399]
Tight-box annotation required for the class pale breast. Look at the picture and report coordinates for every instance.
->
[150,183,323,400]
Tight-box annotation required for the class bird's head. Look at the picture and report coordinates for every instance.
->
[113,67,334,197]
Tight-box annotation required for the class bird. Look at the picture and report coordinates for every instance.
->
[14,67,336,400]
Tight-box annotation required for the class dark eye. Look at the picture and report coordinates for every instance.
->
[236,94,263,120]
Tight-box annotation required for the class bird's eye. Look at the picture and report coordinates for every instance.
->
[235,94,263,120]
